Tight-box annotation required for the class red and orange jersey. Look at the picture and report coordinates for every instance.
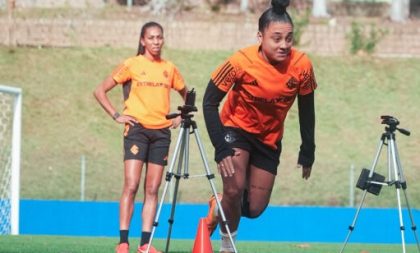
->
[210,45,317,149]
[112,55,185,129]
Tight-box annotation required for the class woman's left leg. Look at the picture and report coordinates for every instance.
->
[142,127,170,232]
[242,165,276,218]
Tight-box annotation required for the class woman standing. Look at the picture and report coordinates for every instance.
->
[94,22,187,253]
[202,0,317,251]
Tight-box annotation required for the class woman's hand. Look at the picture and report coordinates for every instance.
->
[297,164,312,180]
[217,150,240,177]
[171,115,182,129]
[115,115,138,126]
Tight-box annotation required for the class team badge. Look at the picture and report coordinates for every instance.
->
[224,131,237,144]
[163,70,169,78]
[286,77,299,89]
[130,144,139,155]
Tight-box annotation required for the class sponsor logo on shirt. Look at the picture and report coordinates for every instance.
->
[242,89,294,104]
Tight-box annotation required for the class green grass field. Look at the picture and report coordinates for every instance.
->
[0,235,419,253]
[0,46,420,207]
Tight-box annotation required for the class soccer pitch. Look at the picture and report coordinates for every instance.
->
[0,235,419,253]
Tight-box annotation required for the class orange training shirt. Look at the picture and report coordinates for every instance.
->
[210,45,317,149]
[112,54,185,129]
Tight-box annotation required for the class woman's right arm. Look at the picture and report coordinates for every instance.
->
[93,76,118,118]
[203,80,235,177]
[203,55,243,177]
[93,76,137,125]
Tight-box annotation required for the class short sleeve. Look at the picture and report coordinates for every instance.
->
[171,66,186,91]
[112,60,131,84]
[297,56,317,95]
[210,56,242,93]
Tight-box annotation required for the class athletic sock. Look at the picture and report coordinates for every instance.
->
[140,231,152,246]
[220,230,237,252]
[119,230,129,244]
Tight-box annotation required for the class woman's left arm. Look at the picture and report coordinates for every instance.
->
[178,87,188,101]
[297,91,315,179]
[170,87,189,129]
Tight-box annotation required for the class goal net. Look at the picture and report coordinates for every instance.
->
[0,85,22,235]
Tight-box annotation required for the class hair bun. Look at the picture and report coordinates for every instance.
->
[271,0,289,14]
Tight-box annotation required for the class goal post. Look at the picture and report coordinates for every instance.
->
[0,84,22,235]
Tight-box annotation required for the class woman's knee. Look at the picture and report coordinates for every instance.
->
[241,202,268,218]
[123,182,139,197]
[144,183,160,197]
[223,185,244,200]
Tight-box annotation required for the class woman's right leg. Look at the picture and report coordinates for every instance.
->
[217,148,249,253]
[220,148,250,233]
[119,159,143,239]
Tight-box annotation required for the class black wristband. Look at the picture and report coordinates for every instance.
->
[112,112,120,120]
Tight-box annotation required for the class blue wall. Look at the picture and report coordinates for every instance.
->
[20,200,420,243]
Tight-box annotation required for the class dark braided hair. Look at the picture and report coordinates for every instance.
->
[137,21,164,56]
[258,0,293,32]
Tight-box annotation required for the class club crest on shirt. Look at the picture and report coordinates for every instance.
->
[286,77,299,89]
[163,70,169,78]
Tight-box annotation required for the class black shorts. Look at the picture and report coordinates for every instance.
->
[123,123,171,166]
[224,127,282,175]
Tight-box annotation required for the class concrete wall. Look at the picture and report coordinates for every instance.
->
[1,17,420,56]
[0,0,105,8]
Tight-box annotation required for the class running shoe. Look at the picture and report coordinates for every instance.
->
[137,243,162,253]
[115,243,129,253]
[204,193,222,235]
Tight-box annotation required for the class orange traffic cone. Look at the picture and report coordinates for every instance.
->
[192,218,213,253]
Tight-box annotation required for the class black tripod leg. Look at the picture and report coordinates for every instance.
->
[164,173,182,253]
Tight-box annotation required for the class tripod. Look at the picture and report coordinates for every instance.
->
[339,115,420,253]
[145,90,238,253]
